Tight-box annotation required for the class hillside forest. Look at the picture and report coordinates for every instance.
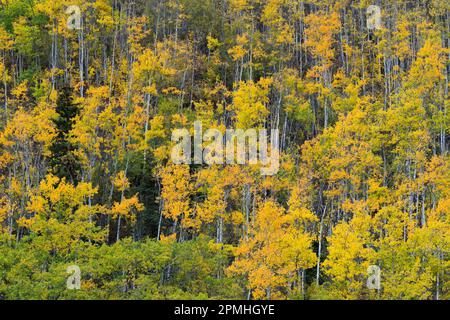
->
[0,0,449,299]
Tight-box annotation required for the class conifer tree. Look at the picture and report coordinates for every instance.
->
[48,86,81,183]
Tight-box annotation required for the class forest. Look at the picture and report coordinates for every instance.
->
[0,0,448,300]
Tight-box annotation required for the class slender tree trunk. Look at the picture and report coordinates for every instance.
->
[316,205,327,286]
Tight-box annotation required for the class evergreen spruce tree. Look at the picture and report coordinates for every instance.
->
[49,86,80,183]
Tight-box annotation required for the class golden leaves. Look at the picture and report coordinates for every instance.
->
[304,11,340,67]
[230,78,272,129]
[111,194,144,222]
[160,164,193,223]
[113,171,130,192]
[229,200,317,299]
